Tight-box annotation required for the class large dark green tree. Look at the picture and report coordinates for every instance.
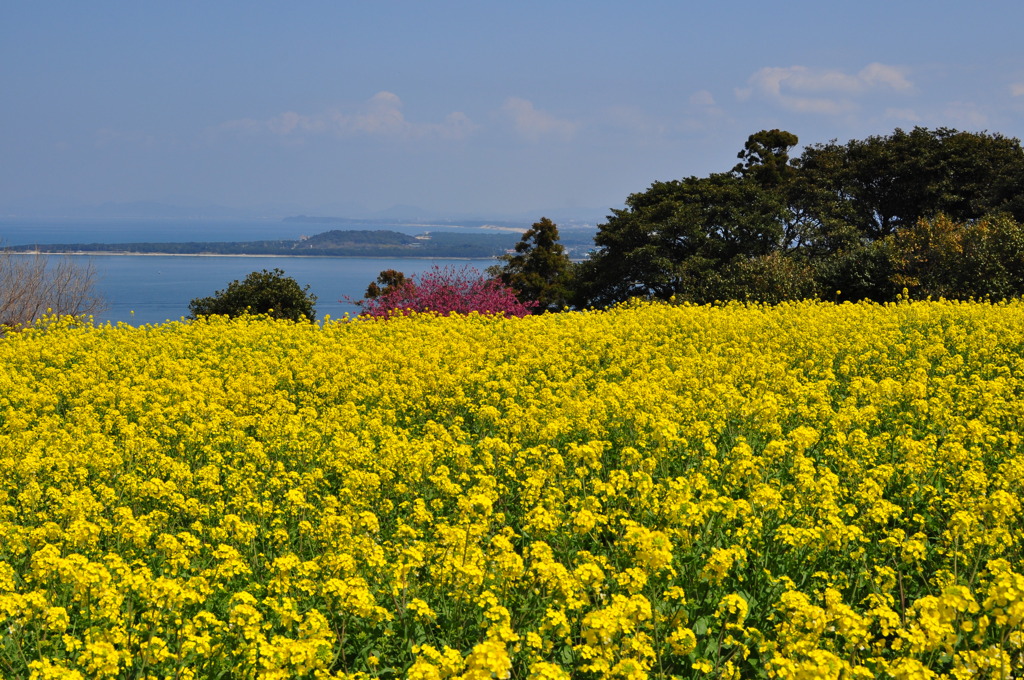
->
[800,127,1024,239]
[802,127,1024,299]
[735,129,861,258]
[575,126,1024,307]
[492,217,573,312]
[575,169,790,306]
[188,268,317,321]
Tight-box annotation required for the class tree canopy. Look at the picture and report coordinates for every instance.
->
[575,126,1024,306]
[800,127,1024,238]
[188,268,317,322]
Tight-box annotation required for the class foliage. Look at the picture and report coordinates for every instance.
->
[356,265,536,318]
[813,239,898,303]
[888,213,1024,300]
[717,252,820,304]
[801,126,1024,238]
[0,250,105,331]
[1,301,1024,677]
[188,268,316,322]
[576,126,1024,306]
[576,172,788,306]
[363,268,408,299]
[731,128,799,188]
[490,217,573,312]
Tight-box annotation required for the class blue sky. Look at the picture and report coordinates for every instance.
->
[3,1,1023,220]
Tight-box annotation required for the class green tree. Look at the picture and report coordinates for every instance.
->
[491,217,573,312]
[813,240,897,303]
[574,126,1024,307]
[364,269,408,299]
[799,127,1024,239]
[737,131,862,258]
[574,171,788,306]
[887,214,1024,300]
[188,268,316,321]
[732,128,799,188]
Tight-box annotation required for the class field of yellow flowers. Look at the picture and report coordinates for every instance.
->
[1,300,1023,679]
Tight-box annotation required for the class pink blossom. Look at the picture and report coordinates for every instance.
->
[355,265,536,319]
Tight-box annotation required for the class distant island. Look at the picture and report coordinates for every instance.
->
[3,229,522,259]
[282,215,532,232]
[4,221,599,259]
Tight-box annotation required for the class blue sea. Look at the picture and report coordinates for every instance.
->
[1,219,503,325]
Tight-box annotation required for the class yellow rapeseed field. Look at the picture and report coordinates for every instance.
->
[1,300,1022,679]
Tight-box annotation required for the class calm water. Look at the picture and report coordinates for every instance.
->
[0,219,500,325]
[85,254,487,324]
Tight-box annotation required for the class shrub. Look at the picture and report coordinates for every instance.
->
[188,268,316,321]
[718,253,820,304]
[887,213,1024,300]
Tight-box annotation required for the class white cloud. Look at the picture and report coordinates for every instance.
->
[501,97,577,142]
[687,89,727,122]
[221,91,478,141]
[1010,83,1024,97]
[737,63,913,114]
[850,63,913,92]
[434,112,478,140]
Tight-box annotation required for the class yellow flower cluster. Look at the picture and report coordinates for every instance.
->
[1,299,1023,678]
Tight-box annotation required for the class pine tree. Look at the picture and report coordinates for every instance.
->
[493,217,572,312]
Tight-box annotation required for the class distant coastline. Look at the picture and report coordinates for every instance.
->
[2,225,598,259]
[10,250,488,261]
[2,228,518,259]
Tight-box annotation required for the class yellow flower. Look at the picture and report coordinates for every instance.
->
[667,627,697,655]
[527,661,570,680]
[3,299,1024,677]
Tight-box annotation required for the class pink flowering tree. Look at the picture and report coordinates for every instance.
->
[354,265,537,319]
